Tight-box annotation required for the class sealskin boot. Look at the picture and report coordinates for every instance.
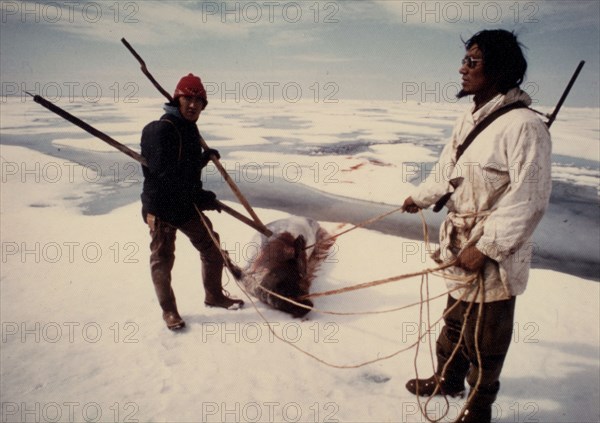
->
[456,381,498,423]
[162,310,185,331]
[202,249,244,310]
[405,375,466,398]
[153,283,186,330]
[149,216,185,330]
[153,281,186,330]
[204,293,244,310]
[456,405,492,423]
[155,287,185,330]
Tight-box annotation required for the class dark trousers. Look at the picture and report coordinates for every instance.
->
[147,214,225,312]
[437,295,516,404]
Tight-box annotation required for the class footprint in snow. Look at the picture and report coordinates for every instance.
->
[361,373,391,384]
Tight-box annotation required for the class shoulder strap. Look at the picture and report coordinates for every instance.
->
[454,100,528,162]
[432,101,528,213]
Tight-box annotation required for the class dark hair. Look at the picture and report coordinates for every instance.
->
[463,29,527,94]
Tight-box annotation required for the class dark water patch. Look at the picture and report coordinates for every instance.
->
[263,136,304,145]
[553,154,600,170]
[310,141,373,155]
[79,185,142,216]
[245,115,312,130]
[3,133,598,281]
[389,137,445,151]
[215,138,376,157]
[196,132,231,142]
[211,176,599,281]
[358,108,388,114]
[378,117,453,131]
[337,130,370,139]
[1,133,141,166]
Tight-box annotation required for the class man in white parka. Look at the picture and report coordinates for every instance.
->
[402,30,552,422]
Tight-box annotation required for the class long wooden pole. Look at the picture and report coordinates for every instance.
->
[546,60,585,128]
[121,38,270,235]
[26,92,273,237]
[26,92,147,165]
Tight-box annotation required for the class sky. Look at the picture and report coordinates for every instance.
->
[1,0,599,108]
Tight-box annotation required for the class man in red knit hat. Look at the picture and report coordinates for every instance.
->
[140,73,243,331]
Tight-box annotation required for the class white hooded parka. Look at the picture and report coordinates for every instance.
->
[412,88,552,302]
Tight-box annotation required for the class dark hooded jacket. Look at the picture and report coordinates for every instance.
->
[140,104,215,225]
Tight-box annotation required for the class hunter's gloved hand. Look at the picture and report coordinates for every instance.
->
[196,190,221,212]
[401,196,421,214]
[456,245,486,272]
[199,148,221,168]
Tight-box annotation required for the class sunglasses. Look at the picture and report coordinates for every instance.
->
[462,56,483,69]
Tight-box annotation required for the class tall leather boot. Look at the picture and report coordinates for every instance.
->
[458,296,515,422]
[457,380,499,423]
[405,329,470,397]
[153,284,185,331]
[149,214,185,330]
[177,216,244,310]
[202,250,244,310]
[406,296,469,397]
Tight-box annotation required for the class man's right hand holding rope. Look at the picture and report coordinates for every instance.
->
[402,196,486,273]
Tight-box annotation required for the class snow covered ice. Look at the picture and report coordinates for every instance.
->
[1,97,599,422]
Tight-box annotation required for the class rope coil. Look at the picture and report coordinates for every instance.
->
[196,204,487,422]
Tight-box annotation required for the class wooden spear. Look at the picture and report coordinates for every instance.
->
[527,60,586,128]
[546,60,585,128]
[120,38,270,235]
[26,92,272,237]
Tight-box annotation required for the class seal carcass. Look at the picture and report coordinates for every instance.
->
[240,216,334,317]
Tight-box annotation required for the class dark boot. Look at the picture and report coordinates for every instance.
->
[205,295,244,310]
[456,381,498,423]
[162,310,185,331]
[405,375,465,398]
[201,234,244,310]
[456,405,492,423]
[154,281,185,330]
[458,297,515,423]
[149,215,185,330]
[455,407,492,423]
[177,217,244,310]
[406,295,470,397]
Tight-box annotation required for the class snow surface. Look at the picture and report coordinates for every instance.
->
[1,98,599,422]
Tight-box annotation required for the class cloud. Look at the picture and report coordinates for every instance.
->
[267,30,319,47]
[17,1,372,46]
[283,53,353,64]
[526,1,600,32]
[16,2,256,45]
[371,0,599,30]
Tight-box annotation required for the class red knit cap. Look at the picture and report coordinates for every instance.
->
[173,73,207,107]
